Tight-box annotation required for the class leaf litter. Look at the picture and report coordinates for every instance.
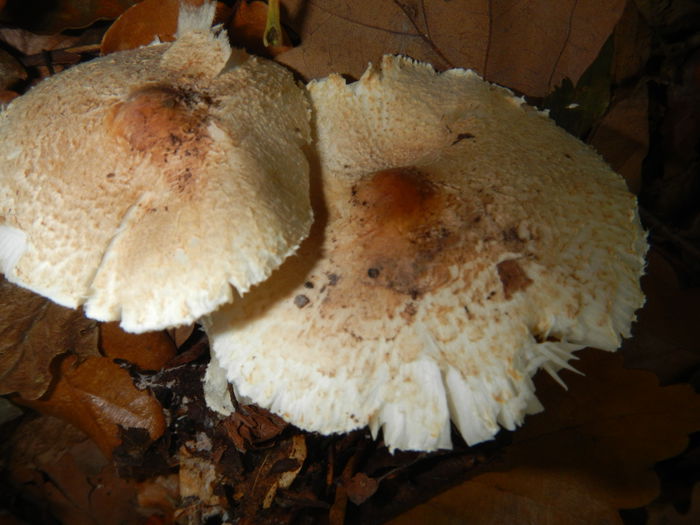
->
[0,0,699,523]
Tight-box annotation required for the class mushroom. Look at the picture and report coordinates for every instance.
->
[204,56,647,452]
[0,2,312,332]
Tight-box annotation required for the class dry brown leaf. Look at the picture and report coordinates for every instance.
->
[178,443,227,508]
[222,404,288,452]
[611,0,651,84]
[391,350,700,524]
[100,0,229,54]
[590,87,649,193]
[0,397,22,424]
[168,323,196,348]
[235,433,307,515]
[648,483,700,525]
[344,472,379,506]
[100,322,176,371]
[100,0,184,54]
[4,415,144,525]
[0,27,80,55]
[16,355,165,457]
[0,89,18,103]
[587,1,651,194]
[0,48,26,89]
[277,0,625,96]
[262,434,306,508]
[0,0,138,34]
[623,250,700,384]
[136,474,179,522]
[0,278,99,399]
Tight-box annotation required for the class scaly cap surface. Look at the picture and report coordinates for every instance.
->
[0,4,312,332]
[206,55,647,451]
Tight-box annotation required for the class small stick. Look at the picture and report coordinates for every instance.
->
[263,0,282,47]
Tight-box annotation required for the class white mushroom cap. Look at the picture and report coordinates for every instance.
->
[205,56,647,451]
[0,4,312,332]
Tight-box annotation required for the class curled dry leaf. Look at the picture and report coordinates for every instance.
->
[101,0,201,54]
[236,433,307,515]
[4,416,143,525]
[0,277,99,400]
[0,27,81,56]
[100,321,176,371]
[0,48,26,89]
[391,351,700,524]
[100,0,232,54]
[100,0,182,54]
[15,355,166,457]
[262,434,307,509]
[222,403,288,452]
[344,472,379,506]
[277,0,625,96]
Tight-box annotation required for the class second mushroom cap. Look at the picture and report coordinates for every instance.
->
[205,55,647,452]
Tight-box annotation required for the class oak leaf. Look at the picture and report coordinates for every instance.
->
[16,355,166,457]
[5,415,144,525]
[277,0,625,97]
[391,351,700,524]
[622,251,700,384]
[100,321,176,371]
[100,0,230,54]
[0,278,99,399]
[590,87,649,193]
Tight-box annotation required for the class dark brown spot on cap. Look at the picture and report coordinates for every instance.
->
[497,259,533,299]
[502,227,521,243]
[294,294,310,308]
[304,281,314,289]
[401,302,417,321]
[463,305,473,319]
[452,132,475,145]
[367,268,380,278]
